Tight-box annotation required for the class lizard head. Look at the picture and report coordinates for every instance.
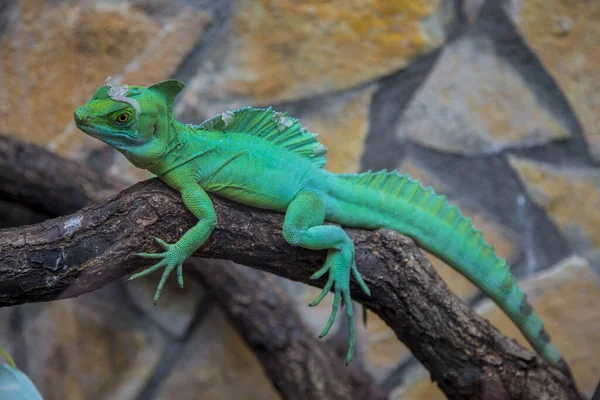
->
[74,78,185,169]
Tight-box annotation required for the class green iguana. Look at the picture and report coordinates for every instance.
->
[74,79,571,376]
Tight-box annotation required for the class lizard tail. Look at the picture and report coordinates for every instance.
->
[330,170,572,378]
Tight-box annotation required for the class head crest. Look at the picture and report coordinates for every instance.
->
[148,80,185,112]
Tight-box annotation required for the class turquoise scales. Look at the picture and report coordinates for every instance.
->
[74,79,571,377]
[332,171,565,370]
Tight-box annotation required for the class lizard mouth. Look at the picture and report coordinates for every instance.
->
[76,122,141,143]
[75,123,102,138]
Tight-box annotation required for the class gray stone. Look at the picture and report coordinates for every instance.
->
[462,0,486,23]
[503,0,600,161]
[154,307,281,400]
[508,156,600,268]
[396,35,569,155]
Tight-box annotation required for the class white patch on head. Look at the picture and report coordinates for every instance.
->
[221,111,235,126]
[107,83,141,115]
[105,77,141,134]
[64,215,83,236]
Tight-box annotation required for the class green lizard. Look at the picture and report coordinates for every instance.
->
[74,79,571,376]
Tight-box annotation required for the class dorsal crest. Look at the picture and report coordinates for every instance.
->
[198,107,328,168]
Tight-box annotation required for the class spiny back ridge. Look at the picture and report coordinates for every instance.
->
[336,170,570,374]
[198,107,328,167]
[337,170,502,266]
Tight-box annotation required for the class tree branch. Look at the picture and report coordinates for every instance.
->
[0,134,123,215]
[0,135,583,399]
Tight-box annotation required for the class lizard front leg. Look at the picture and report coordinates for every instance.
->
[129,182,217,304]
[282,191,371,364]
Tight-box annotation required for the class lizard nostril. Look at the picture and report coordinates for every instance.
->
[74,107,89,123]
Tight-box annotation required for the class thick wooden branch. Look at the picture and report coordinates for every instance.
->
[0,134,123,215]
[0,135,583,399]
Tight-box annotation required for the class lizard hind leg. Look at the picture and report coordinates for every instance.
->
[282,191,371,364]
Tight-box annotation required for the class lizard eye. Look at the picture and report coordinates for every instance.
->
[115,113,129,124]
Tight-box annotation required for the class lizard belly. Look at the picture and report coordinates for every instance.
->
[194,142,320,212]
[210,184,292,212]
[203,169,301,212]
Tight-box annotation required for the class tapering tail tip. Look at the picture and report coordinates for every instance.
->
[556,358,574,380]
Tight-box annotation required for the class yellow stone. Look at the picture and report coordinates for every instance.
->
[505,0,600,160]
[1,2,156,148]
[193,0,449,108]
[508,156,600,261]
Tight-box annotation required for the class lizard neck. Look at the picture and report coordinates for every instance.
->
[144,119,190,175]
[147,121,217,177]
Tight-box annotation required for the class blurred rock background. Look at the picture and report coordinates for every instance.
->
[0,0,598,398]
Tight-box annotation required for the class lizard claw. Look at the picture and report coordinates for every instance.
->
[154,237,170,250]
[128,237,189,303]
[177,263,184,289]
[309,248,370,364]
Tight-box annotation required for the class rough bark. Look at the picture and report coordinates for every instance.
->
[0,135,583,399]
[0,134,385,400]
[0,134,123,215]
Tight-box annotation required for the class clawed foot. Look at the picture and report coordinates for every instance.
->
[308,249,371,364]
[128,237,188,304]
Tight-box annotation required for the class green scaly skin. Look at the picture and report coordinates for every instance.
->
[74,79,571,376]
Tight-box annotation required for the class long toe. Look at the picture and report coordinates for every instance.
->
[319,289,341,338]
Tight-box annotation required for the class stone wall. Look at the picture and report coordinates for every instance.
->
[0,0,598,398]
